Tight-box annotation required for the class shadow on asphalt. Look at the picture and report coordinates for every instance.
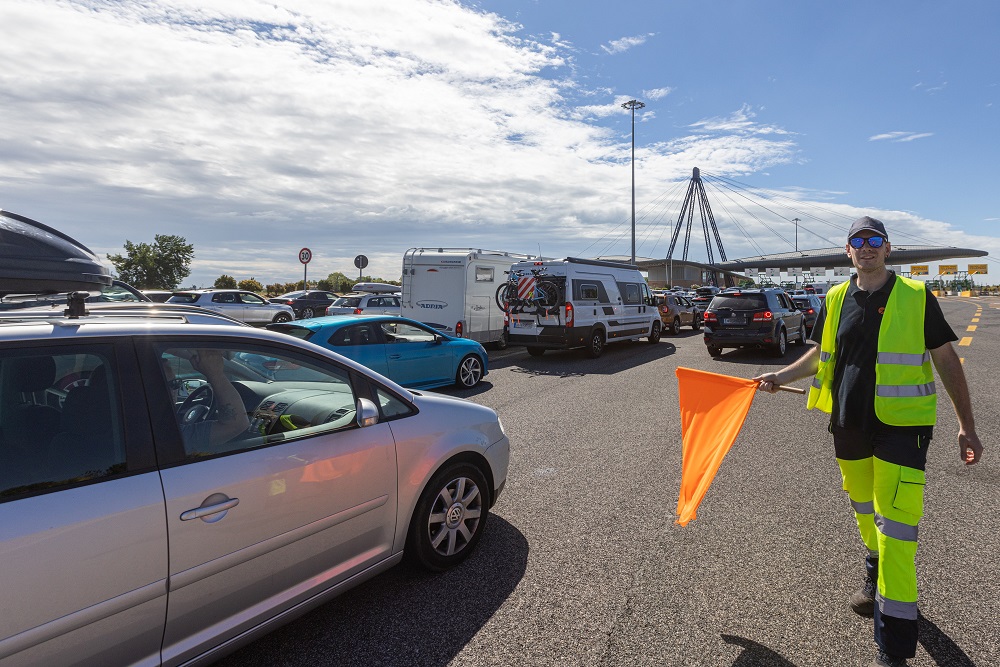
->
[706,343,813,367]
[721,634,798,666]
[486,340,677,378]
[919,613,977,666]
[216,516,529,667]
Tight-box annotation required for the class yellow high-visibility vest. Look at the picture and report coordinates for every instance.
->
[807,275,936,425]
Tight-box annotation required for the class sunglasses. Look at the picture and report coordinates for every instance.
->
[849,236,886,249]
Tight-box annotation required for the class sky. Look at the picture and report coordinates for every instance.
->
[1,0,998,288]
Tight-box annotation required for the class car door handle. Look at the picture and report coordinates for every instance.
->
[181,496,240,521]
[389,354,402,359]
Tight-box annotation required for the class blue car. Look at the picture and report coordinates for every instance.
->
[267,314,489,389]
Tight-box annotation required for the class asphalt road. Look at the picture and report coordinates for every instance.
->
[218,297,999,667]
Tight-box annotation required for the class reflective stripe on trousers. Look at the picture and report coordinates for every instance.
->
[837,455,923,621]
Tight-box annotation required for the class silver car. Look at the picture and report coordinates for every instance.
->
[167,289,295,325]
[0,314,509,666]
[325,292,401,316]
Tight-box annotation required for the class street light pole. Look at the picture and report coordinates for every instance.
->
[622,99,645,265]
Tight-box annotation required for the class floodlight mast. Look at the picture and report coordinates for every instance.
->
[622,99,645,265]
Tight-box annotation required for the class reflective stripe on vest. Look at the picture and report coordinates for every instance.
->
[807,275,937,426]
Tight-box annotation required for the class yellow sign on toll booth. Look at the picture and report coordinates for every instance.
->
[968,264,988,275]
[910,265,929,276]
[939,264,958,275]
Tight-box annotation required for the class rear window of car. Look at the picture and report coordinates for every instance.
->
[711,294,768,310]
[793,298,815,309]
[268,324,314,341]
[167,293,199,303]
[332,297,361,307]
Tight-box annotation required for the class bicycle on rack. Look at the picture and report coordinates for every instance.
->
[495,269,561,315]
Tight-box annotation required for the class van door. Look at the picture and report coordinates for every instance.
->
[614,280,648,340]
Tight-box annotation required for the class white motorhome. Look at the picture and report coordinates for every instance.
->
[505,257,661,357]
[400,248,539,348]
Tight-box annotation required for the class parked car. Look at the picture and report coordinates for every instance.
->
[168,289,295,325]
[270,289,340,319]
[702,287,807,358]
[655,292,702,334]
[0,279,151,311]
[268,314,489,389]
[0,215,509,666]
[325,292,401,316]
[792,294,824,334]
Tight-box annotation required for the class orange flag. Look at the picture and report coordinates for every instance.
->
[675,367,758,526]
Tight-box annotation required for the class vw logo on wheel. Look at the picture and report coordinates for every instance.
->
[446,504,464,527]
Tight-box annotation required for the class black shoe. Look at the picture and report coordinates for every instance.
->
[849,576,876,617]
[869,649,908,666]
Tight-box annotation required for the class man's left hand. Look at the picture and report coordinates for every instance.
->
[960,431,983,465]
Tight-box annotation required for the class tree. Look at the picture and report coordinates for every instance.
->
[238,278,263,293]
[107,235,193,289]
[214,274,237,289]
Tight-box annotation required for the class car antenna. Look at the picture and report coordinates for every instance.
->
[64,292,89,318]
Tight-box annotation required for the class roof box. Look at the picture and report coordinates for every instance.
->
[0,210,112,296]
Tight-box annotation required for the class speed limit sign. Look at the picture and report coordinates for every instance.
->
[298,248,312,264]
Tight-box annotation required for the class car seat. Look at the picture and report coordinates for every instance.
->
[47,365,122,482]
[0,356,63,493]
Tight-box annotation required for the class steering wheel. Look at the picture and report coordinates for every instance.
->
[178,383,214,424]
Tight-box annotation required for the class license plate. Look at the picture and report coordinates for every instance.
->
[722,318,746,325]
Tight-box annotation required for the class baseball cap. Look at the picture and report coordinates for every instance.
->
[847,216,888,240]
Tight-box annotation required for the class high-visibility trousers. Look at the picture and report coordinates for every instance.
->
[834,427,929,658]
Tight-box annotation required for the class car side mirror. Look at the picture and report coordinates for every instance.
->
[356,397,379,428]
[433,334,445,344]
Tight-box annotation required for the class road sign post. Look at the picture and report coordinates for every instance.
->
[299,247,312,290]
[354,254,368,280]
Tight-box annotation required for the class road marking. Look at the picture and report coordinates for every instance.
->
[972,318,980,322]
[967,325,977,331]
[959,337,973,346]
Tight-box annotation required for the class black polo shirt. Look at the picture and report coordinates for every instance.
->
[811,272,957,435]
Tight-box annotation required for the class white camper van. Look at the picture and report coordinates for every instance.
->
[504,257,661,357]
[400,248,539,348]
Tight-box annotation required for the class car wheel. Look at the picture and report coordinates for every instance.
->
[586,328,605,358]
[272,312,292,324]
[692,315,702,331]
[707,345,722,358]
[669,317,680,335]
[456,354,484,387]
[648,320,661,344]
[526,346,545,357]
[301,307,315,319]
[772,329,787,357]
[794,322,807,346]
[406,462,489,571]
[495,327,509,350]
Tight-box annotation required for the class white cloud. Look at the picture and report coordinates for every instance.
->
[600,33,654,55]
[6,1,982,287]
[869,131,934,142]
[643,87,672,101]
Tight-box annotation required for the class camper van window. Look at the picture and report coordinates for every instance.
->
[623,284,641,305]
[475,266,494,282]
[580,284,599,300]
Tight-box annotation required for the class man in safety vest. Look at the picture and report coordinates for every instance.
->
[752,216,983,667]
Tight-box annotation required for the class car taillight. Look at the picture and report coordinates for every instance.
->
[807,308,815,315]
[660,305,668,312]
[455,321,463,337]
[753,311,773,321]
[565,302,574,326]
[703,312,718,323]
[354,308,363,314]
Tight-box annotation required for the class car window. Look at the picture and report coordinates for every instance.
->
[579,283,599,300]
[329,324,380,346]
[168,293,199,304]
[381,321,437,343]
[155,343,359,460]
[711,294,768,310]
[240,293,266,305]
[375,387,413,419]
[212,292,237,304]
[280,291,305,299]
[1,346,126,500]
[622,284,641,305]
[268,325,315,341]
[475,266,494,282]
[332,297,361,307]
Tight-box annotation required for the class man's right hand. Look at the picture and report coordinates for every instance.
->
[752,372,782,394]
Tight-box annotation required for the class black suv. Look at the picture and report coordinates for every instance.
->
[702,288,807,357]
